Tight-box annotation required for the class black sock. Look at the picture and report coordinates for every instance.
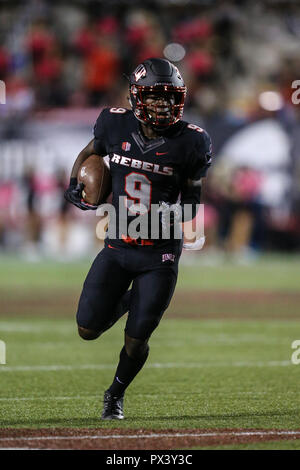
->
[108,345,149,397]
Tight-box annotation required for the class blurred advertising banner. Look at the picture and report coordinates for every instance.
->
[0,108,101,180]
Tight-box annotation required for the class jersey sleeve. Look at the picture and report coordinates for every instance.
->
[93,108,109,155]
[186,129,212,181]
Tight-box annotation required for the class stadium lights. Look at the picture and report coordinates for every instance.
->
[258,91,284,112]
[163,43,186,62]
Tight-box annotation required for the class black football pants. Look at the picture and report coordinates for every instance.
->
[76,243,181,340]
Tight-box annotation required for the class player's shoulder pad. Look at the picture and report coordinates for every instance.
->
[95,107,131,125]
[185,123,212,155]
[100,107,131,122]
[185,122,210,140]
[94,107,132,139]
[183,122,212,178]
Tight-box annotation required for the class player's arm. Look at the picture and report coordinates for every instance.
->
[181,129,212,249]
[158,179,202,240]
[70,139,97,179]
[64,139,101,210]
[65,110,108,210]
[158,131,211,243]
[180,177,202,219]
[181,179,204,249]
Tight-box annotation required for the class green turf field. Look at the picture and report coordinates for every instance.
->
[0,253,300,449]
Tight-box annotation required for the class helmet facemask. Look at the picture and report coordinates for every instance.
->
[130,84,186,131]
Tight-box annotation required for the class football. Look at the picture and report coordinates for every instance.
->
[78,155,111,205]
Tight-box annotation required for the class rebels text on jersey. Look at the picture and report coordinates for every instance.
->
[93,107,212,246]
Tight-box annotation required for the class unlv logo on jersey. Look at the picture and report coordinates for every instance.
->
[134,64,147,82]
[162,254,175,263]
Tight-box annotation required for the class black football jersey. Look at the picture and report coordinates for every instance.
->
[93,107,212,247]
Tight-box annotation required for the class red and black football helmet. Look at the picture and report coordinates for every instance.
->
[129,58,187,130]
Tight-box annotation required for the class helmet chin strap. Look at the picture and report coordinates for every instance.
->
[141,108,175,133]
[150,122,172,133]
[139,117,169,137]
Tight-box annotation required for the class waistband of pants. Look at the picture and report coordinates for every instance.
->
[121,235,154,246]
[105,235,182,250]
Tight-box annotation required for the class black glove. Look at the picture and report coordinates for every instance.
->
[157,201,182,235]
[64,178,98,211]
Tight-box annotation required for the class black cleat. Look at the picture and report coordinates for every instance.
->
[101,390,124,420]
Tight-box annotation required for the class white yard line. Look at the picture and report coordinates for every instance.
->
[0,395,100,402]
[0,360,292,372]
[0,390,299,402]
[0,430,300,443]
[0,447,42,450]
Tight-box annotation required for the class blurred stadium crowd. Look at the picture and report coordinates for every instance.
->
[0,0,300,260]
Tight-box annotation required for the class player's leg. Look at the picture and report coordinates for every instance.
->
[102,265,178,418]
[78,289,132,340]
[77,290,132,340]
[76,247,132,340]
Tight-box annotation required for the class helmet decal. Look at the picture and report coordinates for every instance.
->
[134,64,147,82]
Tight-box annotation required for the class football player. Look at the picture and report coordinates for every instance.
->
[64,58,212,419]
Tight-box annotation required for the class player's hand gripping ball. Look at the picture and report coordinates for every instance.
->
[64,180,96,211]
[64,155,112,210]
[78,155,112,207]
